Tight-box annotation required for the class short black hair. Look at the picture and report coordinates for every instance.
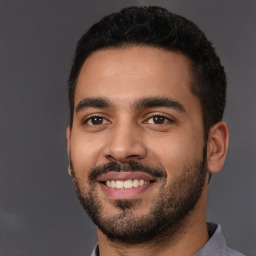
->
[68,6,226,140]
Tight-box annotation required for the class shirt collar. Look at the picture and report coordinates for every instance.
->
[90,222,242,256]
[195,222,225,255]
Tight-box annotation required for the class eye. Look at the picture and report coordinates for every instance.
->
[85,116,110,126]
[146,115,171,125]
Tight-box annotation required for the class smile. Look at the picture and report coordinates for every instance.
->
[104,179,151,189]
[97,171,157,199]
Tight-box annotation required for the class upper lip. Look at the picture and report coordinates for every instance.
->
[97,171,157,182]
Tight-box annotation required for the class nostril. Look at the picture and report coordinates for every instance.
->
[103,136,147,162]
[105,155,118,162]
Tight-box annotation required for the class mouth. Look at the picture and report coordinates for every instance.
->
[103,179,151,189]
[97,171,157,199]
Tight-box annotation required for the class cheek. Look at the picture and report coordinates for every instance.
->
[70,132,104,178]
[147,131,204,178]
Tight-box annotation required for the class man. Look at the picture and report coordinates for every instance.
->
[66,6,245,256]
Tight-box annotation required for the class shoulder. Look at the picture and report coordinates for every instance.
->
[226,247,246,256]
[195,223,246,256]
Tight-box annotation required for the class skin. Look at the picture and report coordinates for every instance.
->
[67,46,229,256]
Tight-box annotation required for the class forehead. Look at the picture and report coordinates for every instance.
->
[75,46,198,110]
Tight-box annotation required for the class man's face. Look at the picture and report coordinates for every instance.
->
[67,46,208,243]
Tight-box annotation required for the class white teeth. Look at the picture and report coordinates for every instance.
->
[133,179,139,187]
[139,179,145,186]
[110,180,116,188]
[105,179,150,189]
[116,180,124,188]
[124,180,133,189]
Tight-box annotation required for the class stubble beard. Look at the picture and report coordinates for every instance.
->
[71,152,207,245]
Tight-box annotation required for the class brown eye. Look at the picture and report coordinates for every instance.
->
[87,116,108,126]
[152,116,166,124]
[147,115,169,124]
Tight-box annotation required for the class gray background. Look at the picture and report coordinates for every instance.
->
[0,0,255,255]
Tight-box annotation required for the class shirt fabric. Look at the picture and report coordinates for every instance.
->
[90,223,245,256]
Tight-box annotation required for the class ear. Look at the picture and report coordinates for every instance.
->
[66,126,72,176]
[207,121,229,174]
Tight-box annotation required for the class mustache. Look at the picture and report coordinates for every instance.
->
[88,160,166,182]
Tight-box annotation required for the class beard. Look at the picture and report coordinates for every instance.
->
[70,148,207,245]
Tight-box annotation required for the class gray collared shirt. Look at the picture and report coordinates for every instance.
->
[90,223,245,256]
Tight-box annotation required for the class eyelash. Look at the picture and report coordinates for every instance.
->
[144,114,174,125]
[82,113,175,127]
[82,115,110,126]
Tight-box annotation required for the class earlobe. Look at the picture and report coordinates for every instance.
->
[68,166,72,176]
[66,126,71,153]
[207,121,229,174]
[66,127,72,176]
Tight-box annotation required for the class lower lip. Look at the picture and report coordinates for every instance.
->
[99,182,154,199]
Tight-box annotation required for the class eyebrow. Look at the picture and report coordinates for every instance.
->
[133,97,186,113]
[75,96,185,113]
[76,97,112,113]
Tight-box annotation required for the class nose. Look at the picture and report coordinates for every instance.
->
[103,121,147,162]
